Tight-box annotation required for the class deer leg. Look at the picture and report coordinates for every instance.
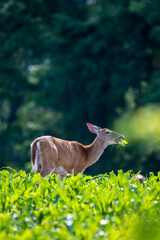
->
[52,166,68,181]
[35,140,58,178]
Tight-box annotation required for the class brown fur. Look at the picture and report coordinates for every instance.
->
[31,123,124,180]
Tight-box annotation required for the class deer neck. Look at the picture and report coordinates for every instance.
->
[85,136,107,166]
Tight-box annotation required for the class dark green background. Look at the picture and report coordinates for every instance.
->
[0,0,160,175]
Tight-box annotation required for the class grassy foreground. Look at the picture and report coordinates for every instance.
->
[0,169,160,240]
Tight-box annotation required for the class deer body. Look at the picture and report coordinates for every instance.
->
[31,123,124,180]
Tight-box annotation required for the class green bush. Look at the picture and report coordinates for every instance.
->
[0,169,160,240]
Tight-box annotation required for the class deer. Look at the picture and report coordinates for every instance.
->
[31,123,126,180]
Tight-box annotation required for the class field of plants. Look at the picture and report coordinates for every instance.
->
[0,169,160,240]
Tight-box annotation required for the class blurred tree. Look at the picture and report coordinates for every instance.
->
[0,0,56,168]
[0,0,160,174]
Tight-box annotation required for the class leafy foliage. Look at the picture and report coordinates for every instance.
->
[0,0,160,174]
[0,169,160,239]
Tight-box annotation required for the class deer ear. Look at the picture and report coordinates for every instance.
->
[86,123,102,134]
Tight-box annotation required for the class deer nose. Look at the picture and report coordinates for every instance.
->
[117,135,125,140]
[113,132,125,140]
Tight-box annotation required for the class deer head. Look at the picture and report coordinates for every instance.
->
[87,123,125,146]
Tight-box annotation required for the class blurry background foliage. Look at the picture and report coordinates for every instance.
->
[0,0,160,175]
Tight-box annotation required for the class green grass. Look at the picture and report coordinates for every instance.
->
[0,169,160,240]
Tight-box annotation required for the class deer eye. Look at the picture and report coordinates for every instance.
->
[105,131,110,134]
